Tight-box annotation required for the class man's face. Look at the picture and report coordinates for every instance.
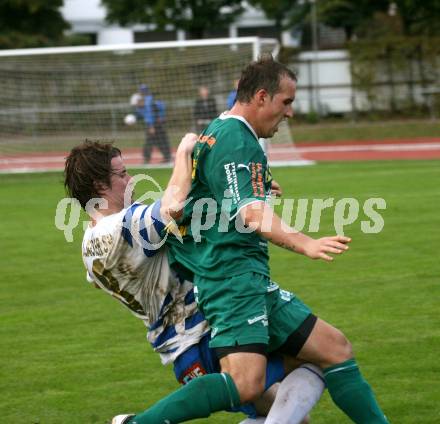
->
[108,155,132,209]
[258,76,296,138]
[199,86,209,99]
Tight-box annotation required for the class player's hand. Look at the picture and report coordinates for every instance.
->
[303,236,351,261]
[177,132,198,155]
[271,179,282,197]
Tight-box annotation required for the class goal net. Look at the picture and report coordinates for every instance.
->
[0,37,312,172]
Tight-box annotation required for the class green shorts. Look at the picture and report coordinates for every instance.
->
[194,271,312,352]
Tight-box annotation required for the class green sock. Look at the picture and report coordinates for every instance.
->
[324,359,389,424]
[129,372,241,424]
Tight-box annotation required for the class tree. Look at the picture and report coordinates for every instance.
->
[101,0,244,39]
[391,0,440,36]
[319,0,440,39]
[249,0,303,41]
[0,0,70,49]
[318,0,389,40]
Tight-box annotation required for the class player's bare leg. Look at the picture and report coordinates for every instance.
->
[220,352,267,403]
[295,318,389,423]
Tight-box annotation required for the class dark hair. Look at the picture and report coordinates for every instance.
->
[236,54,297,104]
[64,140,121,209]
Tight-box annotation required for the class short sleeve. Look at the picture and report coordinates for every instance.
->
[122,201,167,257]
[204,134,268,219]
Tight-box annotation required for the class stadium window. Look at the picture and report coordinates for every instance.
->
[134,30,177,43]
[237,26,279,39]
[186,29,229,40]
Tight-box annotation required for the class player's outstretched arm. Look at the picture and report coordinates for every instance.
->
[270,179,282,197]
[160,133,197,222]
[240,201,351,261]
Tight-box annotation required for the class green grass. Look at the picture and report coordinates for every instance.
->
[1,160,440,423]
[290,119,440,143]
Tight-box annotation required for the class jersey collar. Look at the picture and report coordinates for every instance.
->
[218,112,259,141]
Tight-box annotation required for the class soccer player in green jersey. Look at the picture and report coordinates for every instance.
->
[122,55,389,424]
[64,136,323,424]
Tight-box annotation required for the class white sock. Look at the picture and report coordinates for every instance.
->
[264,364,325,424]
[239,418,266,424]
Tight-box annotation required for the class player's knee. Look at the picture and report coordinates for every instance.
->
[220,351,267,404]
[326,329,353,365]
[230,372,265,404]
[239,382,265,404]
[341,336,353,361]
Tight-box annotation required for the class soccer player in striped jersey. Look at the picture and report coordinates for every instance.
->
[64,135,324,424]
[65,134,206,367]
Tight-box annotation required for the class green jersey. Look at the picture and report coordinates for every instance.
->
[168,114,273,279]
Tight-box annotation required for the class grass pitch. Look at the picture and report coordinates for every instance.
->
[1,160,439,423]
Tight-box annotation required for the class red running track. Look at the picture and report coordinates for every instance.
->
[1,137,439,173]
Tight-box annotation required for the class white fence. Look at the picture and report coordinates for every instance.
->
[292,49,439,116]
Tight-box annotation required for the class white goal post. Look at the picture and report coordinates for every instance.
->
[0,37,312,168]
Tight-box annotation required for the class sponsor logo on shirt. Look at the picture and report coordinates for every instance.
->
[279,289,293,302]
[224,162,241,205]
[247,313,268,326]
[199,135,216,147]
[237,163,250,172]
[250,162,265,198]
[267,281,280,292]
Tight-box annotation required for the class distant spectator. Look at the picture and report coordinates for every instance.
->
[226,79,239,110]
[193,86,218,133]
[136,84,171,164]
[130,92,143,108]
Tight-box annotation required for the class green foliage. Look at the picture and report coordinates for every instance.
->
[252,0,439,49]
[319,0,440,39]
[101,0,244,39]
[318,0,388,40]
[251,0,311,45]
[304,110,321,124]
[1,160,440,423]
[348,36,440,112]
[278,45,301,64]
[249,0,302,37]
[250,0,295,20]
[391,0,440,36]
[0,0,69,49]
[58,33,96,46]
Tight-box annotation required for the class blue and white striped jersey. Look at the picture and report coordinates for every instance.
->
[82,201,209,365]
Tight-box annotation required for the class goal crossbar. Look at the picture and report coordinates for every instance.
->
[0,36,311,172]
[0,37,278,59]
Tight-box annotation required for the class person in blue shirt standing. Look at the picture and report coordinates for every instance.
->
[136,84,172,164]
